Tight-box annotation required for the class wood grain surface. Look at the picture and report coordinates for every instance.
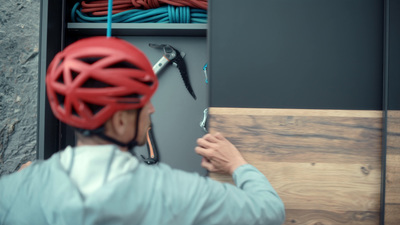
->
[385,111,400,224]
[208,108,383,225]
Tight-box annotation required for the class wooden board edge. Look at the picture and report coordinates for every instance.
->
[209,107,383,118]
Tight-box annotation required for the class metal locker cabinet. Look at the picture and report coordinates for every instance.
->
[38,0,208,175]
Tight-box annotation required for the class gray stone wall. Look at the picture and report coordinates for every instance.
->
[0,0,40,175]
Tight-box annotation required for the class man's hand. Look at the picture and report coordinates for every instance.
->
[195,133,248,175]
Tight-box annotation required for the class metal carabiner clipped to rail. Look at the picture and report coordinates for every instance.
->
[200,108,208,133]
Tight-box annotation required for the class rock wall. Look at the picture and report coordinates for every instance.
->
[0,0,40,175]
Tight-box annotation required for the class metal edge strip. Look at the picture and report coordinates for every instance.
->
[37,0,49,160]
[380,0,390,223]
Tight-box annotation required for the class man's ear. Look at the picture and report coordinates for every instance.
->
[106,110,136,137]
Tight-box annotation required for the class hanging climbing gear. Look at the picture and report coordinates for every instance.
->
[149,43,197,100]
[141,125,159,164]
[200,108,208,133]
[203,63,208,84]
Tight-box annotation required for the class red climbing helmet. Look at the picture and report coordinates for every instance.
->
[46,36,158,130]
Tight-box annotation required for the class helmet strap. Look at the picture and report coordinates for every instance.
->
[76,108,143,155]
[95,132,138,155]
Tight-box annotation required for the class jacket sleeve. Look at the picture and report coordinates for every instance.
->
[160,164,285,225]
[0,171,26,224]
[0,176,9,223]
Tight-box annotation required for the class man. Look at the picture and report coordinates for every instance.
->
[0,37,285,225]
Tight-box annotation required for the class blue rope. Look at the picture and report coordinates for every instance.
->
[71,3,207,23]
[107,0,113,37]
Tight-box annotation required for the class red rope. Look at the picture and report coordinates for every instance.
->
[81,0,208,16]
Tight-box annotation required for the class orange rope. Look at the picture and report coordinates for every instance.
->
[81,0,208,16]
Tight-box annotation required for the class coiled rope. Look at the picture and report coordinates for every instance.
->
[72,2,207,23]
[80,0,207,16]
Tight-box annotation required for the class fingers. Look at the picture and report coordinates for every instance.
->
[196,132,228,159]
[203,133,219,143]
[197,133,219,148]
[195,132,236,174]
[197,133,224,147]
[195,146,207,156]
[200,157,214,171]
[214,132,225,141]
[196,138,213,149]
[195,146,214,160]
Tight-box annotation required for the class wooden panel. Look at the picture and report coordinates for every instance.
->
[208,108,382,224]
[285,209,378,225]
[385,204,400,224]
[385,111,400,224]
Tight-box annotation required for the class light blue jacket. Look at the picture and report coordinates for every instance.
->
[0,145,285,225]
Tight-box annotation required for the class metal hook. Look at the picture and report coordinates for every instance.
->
[200,108,208,133]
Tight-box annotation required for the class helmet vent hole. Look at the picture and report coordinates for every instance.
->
[106,61,138,69]
[116,93,142,104]
[142,81,154,87]
[56,73,65,84]
[82,78,113,88]
[71,70,80,81]
[128,78,154,87]
[83,101,104,115]
[78,57,105,65]
[120,93,141,99]
[57,58,64,68]
[71,105,79,116]
[55,92,65,107]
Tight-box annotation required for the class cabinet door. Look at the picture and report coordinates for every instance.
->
[209,0,382,110]
[208,0,384,224]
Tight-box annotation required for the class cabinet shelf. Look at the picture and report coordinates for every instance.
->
[67,23,207,36]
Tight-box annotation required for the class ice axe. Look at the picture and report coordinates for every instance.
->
[149,43,197,100]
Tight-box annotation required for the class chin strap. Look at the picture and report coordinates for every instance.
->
[95,132,138,151]
[76,108,142,156]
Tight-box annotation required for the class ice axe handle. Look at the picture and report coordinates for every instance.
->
[153,56,170,75]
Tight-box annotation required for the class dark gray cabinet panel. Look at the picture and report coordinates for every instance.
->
[209,0,383,110]
[388,0,400,110]
[123,36,208,175]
